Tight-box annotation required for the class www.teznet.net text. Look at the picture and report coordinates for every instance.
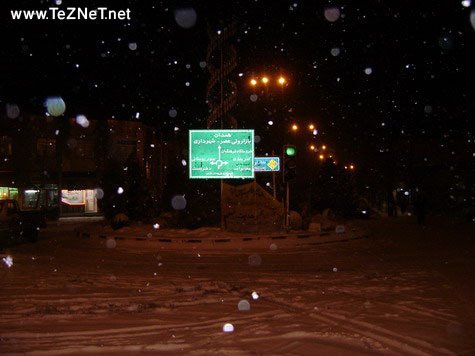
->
[10,7,131,21]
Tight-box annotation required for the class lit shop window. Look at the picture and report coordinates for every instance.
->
[61,190,85,205]
[0,187,18,200]
[23,189,42,208]
[61,189,97,213]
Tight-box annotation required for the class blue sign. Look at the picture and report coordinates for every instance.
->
[254,157,280,172]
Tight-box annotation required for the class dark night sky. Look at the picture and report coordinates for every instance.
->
[1,1,474,181]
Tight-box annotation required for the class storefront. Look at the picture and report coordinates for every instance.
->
[0,186,18,200]
[21,185,60,218]
[61,189,100,215]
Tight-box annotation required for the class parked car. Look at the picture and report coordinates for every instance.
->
[0,199,45,247]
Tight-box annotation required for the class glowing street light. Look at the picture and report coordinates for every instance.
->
[310,145,315,151]
[250,78,257,86]
[261,76,269,84]
[308,124,315,130]
[291,124,298,131]
[321,145,327,150]
[278,76,286,85]
[319,154,325,160]
[349,164,355,170]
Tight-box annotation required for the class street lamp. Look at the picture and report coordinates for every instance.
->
[250,78,257,86]
[319,154,325,160]
[261,76,269,84]
[321,145,327,150]
[291,124,298,131]
[278,76,286,85]
[310,144,315,151]
[308,124,315,130]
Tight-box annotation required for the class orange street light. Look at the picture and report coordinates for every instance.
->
[319,154,325,160]
[321,145,327,150]
[308,124,315,130]
[278,76,286,85]
[261,76,269,84]
[291,124,298,131]
[349,164,355,170]
[310,145,315,151]
[250,78,257,86]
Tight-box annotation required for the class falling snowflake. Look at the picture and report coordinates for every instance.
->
[248,254,262,266]
[169,109,177,118]
[95,188,104,199]
[222,323,234,333]
[171,195,187,210]
[106,239,117,249]
[324,7,341,22]
[6,104,20,119]
[330,47,340,56]
[45,97,66,117]
[174,7,197,29]
[238,300,251,311]
[76,114,89,128]
[2,256,13,268]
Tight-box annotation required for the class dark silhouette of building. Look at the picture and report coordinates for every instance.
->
[0,115,161,218]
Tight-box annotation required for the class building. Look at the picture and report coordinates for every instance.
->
[0,114,160,218]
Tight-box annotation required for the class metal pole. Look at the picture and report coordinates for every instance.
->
[285,181,290,229]
[271,149,276,200]
[273,171,276,200]
[220,41,225,230]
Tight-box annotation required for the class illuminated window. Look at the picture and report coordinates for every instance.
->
[23,190,42,208]
[0,187,18,200]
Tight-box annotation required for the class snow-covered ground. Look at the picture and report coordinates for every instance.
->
[1,216,474,355]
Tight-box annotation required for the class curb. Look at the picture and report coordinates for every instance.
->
[76,228,368,248]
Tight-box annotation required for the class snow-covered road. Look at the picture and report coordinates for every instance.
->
[1,217,474,355]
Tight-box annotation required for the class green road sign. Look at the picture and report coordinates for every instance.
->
[189,130,254,179]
